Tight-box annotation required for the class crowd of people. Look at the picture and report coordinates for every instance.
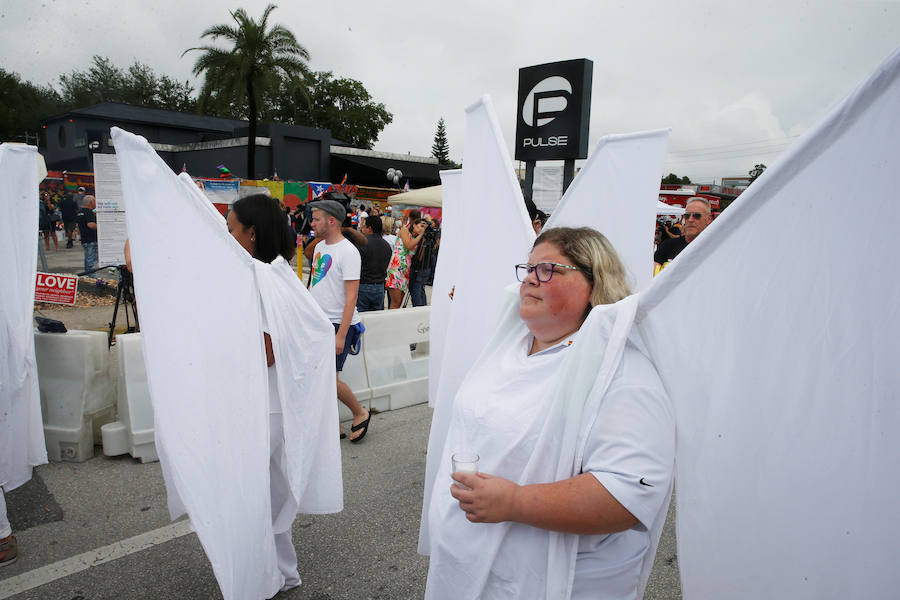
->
[292,197,440,312]
[36,185,100,273]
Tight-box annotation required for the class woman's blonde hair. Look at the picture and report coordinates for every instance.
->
[532,227,631,306]
[381,216,394,235]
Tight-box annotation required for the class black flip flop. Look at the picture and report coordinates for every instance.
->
[349,414,372,443]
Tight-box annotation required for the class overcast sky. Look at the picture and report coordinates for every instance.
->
[2,0,898,183]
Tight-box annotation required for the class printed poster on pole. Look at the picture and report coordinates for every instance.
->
[93,153,127,267]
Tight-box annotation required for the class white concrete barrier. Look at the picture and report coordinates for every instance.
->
[89,307,432,455]
[34,330,115,462]
[101,333,158,463]
[360,306,430,413]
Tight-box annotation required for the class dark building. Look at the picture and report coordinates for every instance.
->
[41,102,444,187]
[330,146,446,189]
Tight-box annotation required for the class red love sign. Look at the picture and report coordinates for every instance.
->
[35,272,78,305]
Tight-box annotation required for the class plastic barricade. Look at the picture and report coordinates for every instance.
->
[34,330,115,462]
[359,306,430,413]
[101,333,158,463]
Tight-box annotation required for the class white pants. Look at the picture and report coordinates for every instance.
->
[0,489,10,538]
[270,414,300,589]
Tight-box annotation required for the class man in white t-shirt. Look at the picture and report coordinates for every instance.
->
[309,200,372,442]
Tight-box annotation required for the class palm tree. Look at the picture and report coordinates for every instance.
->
[183,4,310,179]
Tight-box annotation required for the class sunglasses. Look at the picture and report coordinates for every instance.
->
[515,262,584,283]
[683,212,707,221]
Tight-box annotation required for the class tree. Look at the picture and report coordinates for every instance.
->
[0,68,62,144]
[57,55,195,112]
[432,118,450,164]
[661,173,691,185]
[749,163,767,184]
[184,4,311,178]
[59,56,124,106]
[285,71,392,149]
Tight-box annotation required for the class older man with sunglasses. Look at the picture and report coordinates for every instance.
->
[653,196,712,272]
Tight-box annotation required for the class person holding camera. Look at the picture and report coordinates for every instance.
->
[409,219,440,307]
[385,212,427,309]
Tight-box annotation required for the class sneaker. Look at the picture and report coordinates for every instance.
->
[66,240,73,248]
[0,535,17,567]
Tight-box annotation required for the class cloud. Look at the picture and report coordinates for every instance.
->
[663,92,792,179]
[2,0,898,182]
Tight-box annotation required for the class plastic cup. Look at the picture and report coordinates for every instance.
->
[451,452,479,476]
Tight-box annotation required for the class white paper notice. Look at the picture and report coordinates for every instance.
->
[93,153,127,266]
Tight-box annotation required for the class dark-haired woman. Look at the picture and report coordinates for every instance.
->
[385,216,428,309]
[226,194,342,595]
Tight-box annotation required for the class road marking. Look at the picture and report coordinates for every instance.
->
[0,520,194,599]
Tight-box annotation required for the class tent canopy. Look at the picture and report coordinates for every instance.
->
[388,185,442,208]
[657,200,685,216]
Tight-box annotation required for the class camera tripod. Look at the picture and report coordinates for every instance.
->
[108,265,139,348]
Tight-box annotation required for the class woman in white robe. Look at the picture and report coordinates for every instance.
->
[424,227,675,600]
[225,194,324,594]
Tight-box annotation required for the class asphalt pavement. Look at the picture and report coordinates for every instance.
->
[1,402,681,600]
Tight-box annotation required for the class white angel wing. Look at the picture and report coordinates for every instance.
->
[421,98,672,555]
[0,143,47,491]
[427,169,462,409]
[636,46,900,598]
[547,128,670,291]
[112,128,281,600]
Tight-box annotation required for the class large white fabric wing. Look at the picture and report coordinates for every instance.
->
[637,46,900,598]
[254,257,343,514]
[547,129,670,291]
[112,128,280,600]
[0,143,47,492]
[419,97,535,553]
[427,168,462,409]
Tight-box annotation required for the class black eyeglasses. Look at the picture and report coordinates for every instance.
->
[515,262,583,283]
[683,212,707,221]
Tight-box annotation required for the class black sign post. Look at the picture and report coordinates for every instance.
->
[515,59,593,202]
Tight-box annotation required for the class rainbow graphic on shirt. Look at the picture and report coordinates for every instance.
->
[311,252,332,287]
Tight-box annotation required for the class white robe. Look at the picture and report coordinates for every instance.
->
[0,143,47,495]
[112,128,342,600]
[425,289,673,599]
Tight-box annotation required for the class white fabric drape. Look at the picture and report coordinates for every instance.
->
[419,97,536,554]
[635,45,900,599]
[254,257,343,515]
[546,129,670,292]
[424,290,668,599]
[422,43,900,599]
[427,168,462,409]
[112,128,341,600]
[0,143,47,493]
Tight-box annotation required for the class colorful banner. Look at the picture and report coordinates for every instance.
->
[199,179,240,215]
[283,182,308,208]
[308,181,331,198]
[241,180,285,202]
[63,171,95,195]
[40,173,65,205]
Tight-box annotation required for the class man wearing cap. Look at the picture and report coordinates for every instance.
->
[73,186,86,209]
[654,196,712,273]
[308,200,372,442]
